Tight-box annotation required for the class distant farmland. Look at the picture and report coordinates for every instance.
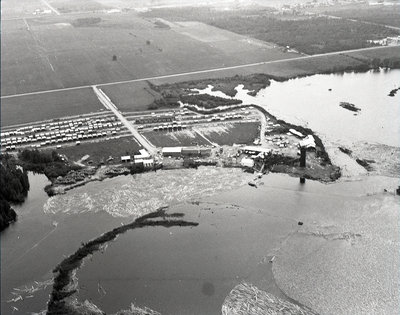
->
[1,88,106,126]
[142,7,399,55]
[1,11,296,96]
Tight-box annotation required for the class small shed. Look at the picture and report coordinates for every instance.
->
[142,159,154,168]
[121,155,131,162]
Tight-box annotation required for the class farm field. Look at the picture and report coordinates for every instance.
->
[1,88,107,127]
[57,136,142,165]
[101,81,162,112]
[1,9,297,96]
[195,122,260,146]
[141,130,211,147]
[142,6,399,55]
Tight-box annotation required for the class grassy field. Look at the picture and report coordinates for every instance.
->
[101,81,162,112]
[57,136,142,165]
[195,122,260,146]
[1,88,106,126]
[1,10,296,96]
[141,129,210,147]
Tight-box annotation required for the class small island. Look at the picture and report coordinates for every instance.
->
[339,102,361,113]
[388,87,400,97]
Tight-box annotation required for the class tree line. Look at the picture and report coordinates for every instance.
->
[0,154,30,231]
[18,149,78,179]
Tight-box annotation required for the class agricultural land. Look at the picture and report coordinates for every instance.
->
[141,6,400,54]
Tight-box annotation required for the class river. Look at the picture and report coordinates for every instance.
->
[1,70,399,314]
[236,69,400,146]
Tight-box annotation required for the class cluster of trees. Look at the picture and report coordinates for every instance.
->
[207,16,399,55]
[180,94,242,109]
[323,56,400,74]
[18,149,77,179]
[0,155,30,231]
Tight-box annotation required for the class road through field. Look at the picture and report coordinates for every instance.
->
[92,86,158,155]
[2,45,398,100]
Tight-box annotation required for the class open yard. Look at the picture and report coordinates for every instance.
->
[57,136,142,165]
[195,122,260,146]
[1,87,107,126]
[141,129,211,147]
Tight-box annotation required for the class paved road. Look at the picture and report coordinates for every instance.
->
[92,86,158,155]
[2,45,398,99]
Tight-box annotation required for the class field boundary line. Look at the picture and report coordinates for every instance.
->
[1,44,399,100]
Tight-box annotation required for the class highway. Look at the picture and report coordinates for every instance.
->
[1,44,398,100]
[92,86,158,155]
